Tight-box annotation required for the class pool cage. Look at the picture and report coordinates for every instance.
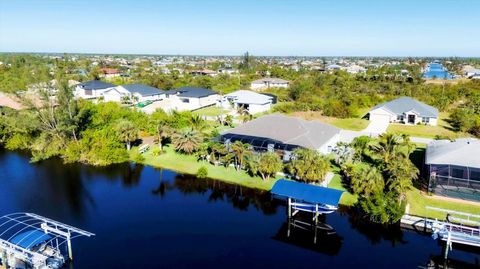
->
[427,164,480,201]
[219,134,300,161]
[0,212,94,269]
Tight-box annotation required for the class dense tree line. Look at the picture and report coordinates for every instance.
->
[449,91,480,137]
[275,71,480,120]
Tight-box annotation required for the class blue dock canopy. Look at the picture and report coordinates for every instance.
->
[10,230,52,250]
[271,180,344,207]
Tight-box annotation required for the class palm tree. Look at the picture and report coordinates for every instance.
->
[190,114,207,132]
[289,148,330,183]
[224,114,234,127]
[351,165,384,197]
[385,157,418,201]
[237,106,252,123]
[172,129,202,154]
[115,119,138,151]
[351,135,371,160]
[156,120,172,151]
[230,141,251,170]
[369,133,400,165]
[247,152,282,181]
[210,142,227,166]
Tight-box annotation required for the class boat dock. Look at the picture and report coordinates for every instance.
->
[0,213,94,269]
[401,207,480,259]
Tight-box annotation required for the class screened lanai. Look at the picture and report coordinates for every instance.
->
[426,138,480,201]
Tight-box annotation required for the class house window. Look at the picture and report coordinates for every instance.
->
[181,98,190,103]
[84,89,93,95]
[422,117,430,123]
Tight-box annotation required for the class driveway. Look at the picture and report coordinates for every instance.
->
[362,119,390,135]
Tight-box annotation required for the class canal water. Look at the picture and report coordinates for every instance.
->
[0,149,478,268]
[423,63,454,79]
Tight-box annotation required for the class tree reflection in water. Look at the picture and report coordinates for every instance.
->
[339,206,407,246]
[151,173,281,215]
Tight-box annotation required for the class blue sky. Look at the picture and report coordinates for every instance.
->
[0,0,479,56]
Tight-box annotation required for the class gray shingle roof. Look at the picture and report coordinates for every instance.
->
[371,97,439,118]
[121,84,165,97]
[223,114,340,150]
[80,80,115,90]
[176,87,217,98]
[425,138,480,168]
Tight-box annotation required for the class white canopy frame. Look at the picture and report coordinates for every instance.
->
[0,212,94,269]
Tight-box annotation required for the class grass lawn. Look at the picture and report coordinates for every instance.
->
[292,111,369,131]
[406,189,480,220]
[387,112,469,139]
[139,146,277,190]
[331,118,369,131]
[193,106,228,117]
[328,173,358,206]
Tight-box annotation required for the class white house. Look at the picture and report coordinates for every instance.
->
[368,97,439,126]
[74,80,116,99]
[160,87,220,112]
[102,84,165,103]
[221,90,274,114]
[250,78,289,90]
[326,64,342,71]
[462,65,480,78]
[217,67,238,75]
[346,65,366,74]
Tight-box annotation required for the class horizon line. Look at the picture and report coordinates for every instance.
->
[1,51,479,59]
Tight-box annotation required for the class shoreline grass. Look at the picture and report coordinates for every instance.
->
[133,145,480,220]
[138,146,277,190]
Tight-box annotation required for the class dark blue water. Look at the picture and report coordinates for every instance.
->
[423,63,454,79]
[0,149,479,268]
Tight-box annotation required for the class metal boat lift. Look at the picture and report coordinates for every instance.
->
[401,206,480,259]
[0,213,94,269]
[271,180,344,244]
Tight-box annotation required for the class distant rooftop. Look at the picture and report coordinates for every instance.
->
[121,84,165,97]
[80,80,115,90]
[371,96,439,118]
[224,90,273,105]
[175,87,217,98]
